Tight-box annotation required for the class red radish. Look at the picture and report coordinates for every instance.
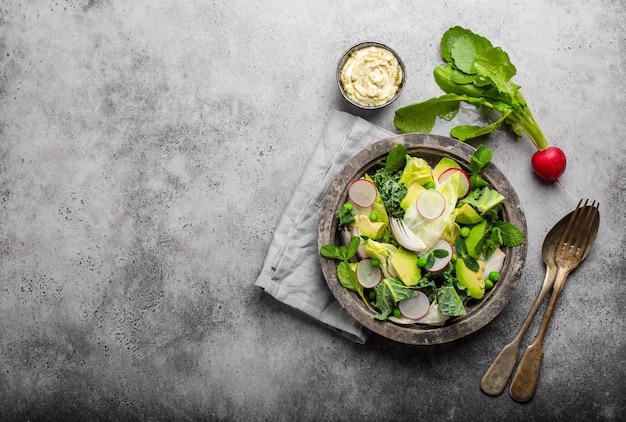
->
[483,248,506,278]
[348,179,378,208]
[438,168,470,197]
[416,190,446,219]
[421,238,453,272]
[531,146,567,181]
[356,259,382,288]
[398,291,430,320]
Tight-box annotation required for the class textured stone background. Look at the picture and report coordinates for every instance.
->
[1,0,624,421]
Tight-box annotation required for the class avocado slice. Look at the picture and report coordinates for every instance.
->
[400,182,425,210]
[353,215,386,240]
[390,247,421,286]
[465,219,487,258]
[454,203,484,225]
[432,157,461,180]
[456,258,485,299]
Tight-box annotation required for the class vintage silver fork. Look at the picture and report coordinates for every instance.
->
[508,199,600,402]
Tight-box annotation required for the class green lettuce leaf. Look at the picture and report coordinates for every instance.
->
[437,285,467,316]
[373,278,417,320]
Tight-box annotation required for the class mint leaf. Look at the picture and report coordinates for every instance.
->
[462,255,480,272]
[337,261,359,291]
[470,144,493,174]
[346,236,361,260]
[425,253,436,269]
[385,144,408,173]
[492,221,525,247]
[320,244,342,260]
[455,235,468,256]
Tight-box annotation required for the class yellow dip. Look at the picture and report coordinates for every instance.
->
[340,45,403,107]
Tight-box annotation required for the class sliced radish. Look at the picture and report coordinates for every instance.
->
[438,168,470,197]
[356,259,382,288]
[416,189,446,220]
[348,179,377,208]
[389,217,426,252]
[483,248,506,279]
[398,291,431,320]
[421,238,453,272]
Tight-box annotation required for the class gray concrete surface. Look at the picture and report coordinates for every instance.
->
[1,1,624,421]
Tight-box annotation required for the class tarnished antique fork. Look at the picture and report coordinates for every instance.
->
[509,199,600,402]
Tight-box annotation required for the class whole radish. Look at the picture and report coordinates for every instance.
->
[531,146,567,181]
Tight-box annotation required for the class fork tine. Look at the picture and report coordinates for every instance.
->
[578,201,600,250]
[566,200,599,257]
[559,199,586,247]
[570,201,595,252]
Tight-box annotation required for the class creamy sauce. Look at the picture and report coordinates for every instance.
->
[340,46,403,107]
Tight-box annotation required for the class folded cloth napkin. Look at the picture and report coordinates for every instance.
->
[255,109,393,344]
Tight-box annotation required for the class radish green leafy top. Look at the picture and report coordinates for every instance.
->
[394,26,549,151]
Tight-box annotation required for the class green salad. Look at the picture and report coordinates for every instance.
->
[320,144,524,326]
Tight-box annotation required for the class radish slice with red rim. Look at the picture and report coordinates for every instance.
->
[398,291,431,320]
[416,189,446,219]
[421,238,453,272]
[356,259,382,288]
[348,179,377,208]
[438,168,470,197]
[483,248,506,278]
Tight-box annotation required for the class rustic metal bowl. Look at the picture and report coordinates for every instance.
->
[318,133,527,345]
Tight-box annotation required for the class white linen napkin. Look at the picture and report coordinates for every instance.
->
[255,109,393,344]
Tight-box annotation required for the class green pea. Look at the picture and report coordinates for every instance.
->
[460,226,471,238]
[393,308,402,318]
[368,290,376,301]
[417,256,428,268]
[370,258,381,267]
[369,211,379,222]
[424,182,435,189]
[489,271,500,282]
[342,202,353,210]
[485,279,494,289]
